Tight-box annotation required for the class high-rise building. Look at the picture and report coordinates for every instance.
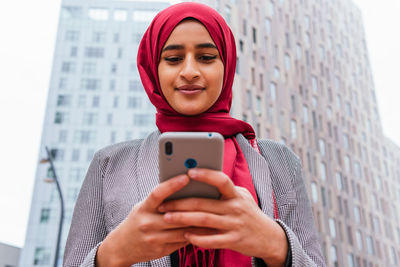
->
[19,1,169,265]
[21,0,400,266]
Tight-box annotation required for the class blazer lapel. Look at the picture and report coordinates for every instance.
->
[137,130,172,266]
[236,134,274,218]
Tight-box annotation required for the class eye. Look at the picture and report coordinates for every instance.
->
[199,55,217,62]
[164,56,183,63]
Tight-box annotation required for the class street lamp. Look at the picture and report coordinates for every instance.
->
[40,146,64,267]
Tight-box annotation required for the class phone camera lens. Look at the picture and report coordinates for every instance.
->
[185,158,197,169]
[165,141,173,155]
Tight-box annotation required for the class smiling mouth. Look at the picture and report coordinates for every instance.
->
[176,85,205,95]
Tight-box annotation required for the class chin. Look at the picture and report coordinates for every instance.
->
[176,106,207,116]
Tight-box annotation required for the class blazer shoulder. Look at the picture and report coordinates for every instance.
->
[95,138,144,160]
[257,139,300,163]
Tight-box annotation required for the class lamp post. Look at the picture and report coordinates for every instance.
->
[40,146,65,267]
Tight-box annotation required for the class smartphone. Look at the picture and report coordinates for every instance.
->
[158,132,224,201]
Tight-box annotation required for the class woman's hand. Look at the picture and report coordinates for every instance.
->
[96,174,208,267]
[158,168,289,267]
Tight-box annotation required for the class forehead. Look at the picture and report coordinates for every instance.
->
[163,19,215,46]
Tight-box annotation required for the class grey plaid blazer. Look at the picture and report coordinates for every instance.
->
[63,131,326,267]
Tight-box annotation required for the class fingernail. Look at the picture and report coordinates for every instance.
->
[164,213,172,222]
[158,205,165,212]
[177,175,188,183]
[188,169,198,178]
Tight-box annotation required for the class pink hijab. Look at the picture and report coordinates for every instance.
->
[138,2,262,266]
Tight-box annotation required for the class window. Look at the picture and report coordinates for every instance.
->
[111,63,117,74]
[265,19,271,33]
[274,67,280,80]
[311,182,318,203]
[87,149,95,161]
[347,253,355,267]
[34,247,51,265]
[83,113,98,125]
[84,47,104,58]
[290,120,297,139]
[128,97,140,108]
[92,96,100,107]
[303,105,308,123]
[81,79,101,91]
[312,76,318,93]
[134,114,152,126]
[284,54,291,71]
[113,9,127,21]
[59,78,67,89]
[88,8,109,21]
[69,168,84,182]
[65,30,79,41]
[70,46,78,57]
[354,206,361,224]
[319,139,325,156]
[40,208,50,223]
[113,96,119,108]
[344,155,351,173]
[356,230,363,250]
[330,245,338,267]
[354,161,361,178]
[109,80,116,91]
[267,0,274,16]
[92,32,106,43]
[82,62,96,74]
[336,172,343,191]
[67,187,79,201]
[269,82,277,101]
[225,5,232,24]
[73,131,96,144]
[54,112,68,124]
[58,130,68,143]
[78,95,86,107]
[71,149,80,161]
[106,113,113,125]
[61,62,76,73]
[129,80,142,91]
[366,236,375,255]
[246,90,252,108]
[296,44,302,59]
[320,162,327,181]
[57,95,71,107]
[329,218,336,238]
[61,6,82,19]
[256,96,261,114]
[132,10,158,22]
[252,27,257,43]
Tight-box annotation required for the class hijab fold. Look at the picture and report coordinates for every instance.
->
[137,3,263,267]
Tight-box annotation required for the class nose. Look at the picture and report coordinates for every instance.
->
[179,55,200,81]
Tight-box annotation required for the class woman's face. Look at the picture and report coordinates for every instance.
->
[158,20,224,116]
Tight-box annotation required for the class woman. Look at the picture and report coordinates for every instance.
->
[63,2,325,267]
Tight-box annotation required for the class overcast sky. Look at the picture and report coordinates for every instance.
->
[0,0,399,248]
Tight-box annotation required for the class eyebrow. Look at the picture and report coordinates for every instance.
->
[161,42,218,52]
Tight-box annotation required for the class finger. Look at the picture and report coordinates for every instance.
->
[136,213,191,232]
[159,198,231,215]
[184,232,237,250]
[144,174,190,210]
[164,211,238,230]
[188,168,238,199]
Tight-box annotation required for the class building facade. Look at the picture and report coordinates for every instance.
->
[0,242,20,267]
[21,0,400,266]
[19,1,168,265]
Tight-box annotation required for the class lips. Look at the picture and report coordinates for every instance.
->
[176,84,204,95]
